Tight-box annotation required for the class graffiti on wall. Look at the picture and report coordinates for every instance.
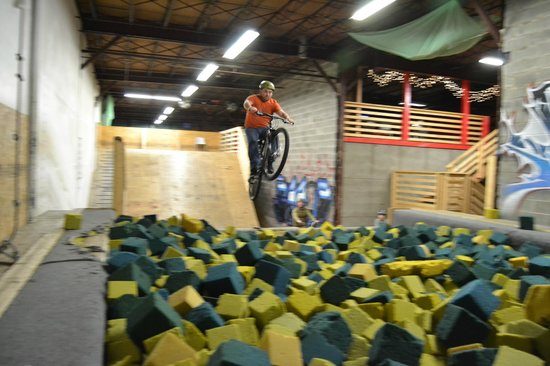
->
[273,175,334,226]
[499,81,550,216]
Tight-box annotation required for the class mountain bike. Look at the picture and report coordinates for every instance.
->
[248,112,293,200]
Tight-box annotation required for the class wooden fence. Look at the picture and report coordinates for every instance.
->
[343,101,490,150]
[391,171,485,215]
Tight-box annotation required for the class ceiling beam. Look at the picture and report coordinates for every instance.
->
[470,0,500,45]
[89,0,98,19]
[195,0,217,31]
[80,17,329,59]
[162,0,175,27]
[128,0,135,24]
[81,34,122,69]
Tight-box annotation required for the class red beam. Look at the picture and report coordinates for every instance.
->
[402,73,411,140]
[343,137,471,150]
[461,80,470,144]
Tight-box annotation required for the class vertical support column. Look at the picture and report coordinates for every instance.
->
[481,116,490,137]
[484,155,497,211]
[355,67,363,103]
[402,73,411,141]
[113,137,125,216]
[461,80,471,145]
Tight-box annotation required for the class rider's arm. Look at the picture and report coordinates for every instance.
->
[292,208,302,223]
[275,108,293,122]
[306,209,315,221]
[243,97,258,113]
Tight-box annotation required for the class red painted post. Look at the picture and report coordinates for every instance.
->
[402,73,411,141]
[461,80,470,145]
[481,116,490,137]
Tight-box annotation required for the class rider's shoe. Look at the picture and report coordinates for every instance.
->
[267,163,274,174]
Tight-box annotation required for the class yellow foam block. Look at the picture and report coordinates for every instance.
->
[362,319,386,341]
[181,215,204,233]
[206,324,242,350]
[419,353,445,366]
[347,334,370,360]
[167,215,179,226]
[168,233,184,247]
[368,275,393,291]
[264,242,282,252]
[447,343,483,355]
[496,333,533,353]
[343,306,374,335]
[401,275,426,299]
[283,240,301,252]
[348,263,378,282]
[439,242,454,249]
[185,259,206,279]
[424,278,447,295]
[493,345,544,366]
[401,319,426,340]
[162,246,186,259]
[415,294,442,310]
[535,330,550,362]
[109,239,124,250]
[456,255,475,267]
[286,291,324,321]
[143,327,184,354]
[168,285,205,316]
[64,213,82,230]
[350,287,380,302]
[343,357,369,366]
[216,293,249,319]
[524,285,550,326]
[276,250,294,259]
[501,319,547,338]
[390,282,410,297]
[484,208,500,219]
[264,323,297,337]
[181,320,207,351]
[260,329,302,366]
[220,254,237,263]
[291,277,318,295]
[492,273,510,288]
[267,312,305,335]
[452,228,471,236]
[228,317,260,346]
[107,281,138,300]
[366,248,382,261]
[106,318,128,343]
[244,278,273,295]
[259,228,276,240]
[327,261,347,273]
[110,355,134,366]
[107,338,141,365]
[435,226,451,237]
[358,302,385,320]
[491,306,526,325]
[432,297,451,323]
[237,266,255,284]
[249,291,286,328]
[144,332,196,366]
[424,334,441,355]
[309,358,336,366]
[509,256,528,268]
[386,299,421,323]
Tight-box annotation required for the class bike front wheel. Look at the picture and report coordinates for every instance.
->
[265,128,290,181]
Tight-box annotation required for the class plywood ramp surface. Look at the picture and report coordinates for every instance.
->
[124,149,258,229]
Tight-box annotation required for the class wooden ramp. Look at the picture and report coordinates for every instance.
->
[123,149,258,229]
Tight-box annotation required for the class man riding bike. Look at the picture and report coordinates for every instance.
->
[243,81,294,181]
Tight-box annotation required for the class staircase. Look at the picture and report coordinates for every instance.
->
[391,130,499,215]
[89,147,114,208]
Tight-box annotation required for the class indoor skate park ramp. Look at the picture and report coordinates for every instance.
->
[101,126,259,229]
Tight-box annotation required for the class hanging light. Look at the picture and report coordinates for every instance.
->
[223,30,260,59]
[351,0,396,21]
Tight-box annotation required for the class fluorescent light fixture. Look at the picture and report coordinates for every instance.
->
[479,56,504,66]
[181,85,199,97]
[124,93,181,102]
[223,30,260,59]
[399,102,427,107]
[351,0,396,21]
[158,114,168,121]
[153,119,163,124]
[163,106,175,115]
[197,63,219,81]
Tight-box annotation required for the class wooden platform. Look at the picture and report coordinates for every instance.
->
[123,149,259,229]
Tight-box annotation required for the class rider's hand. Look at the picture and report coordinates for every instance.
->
[249,106,258,113]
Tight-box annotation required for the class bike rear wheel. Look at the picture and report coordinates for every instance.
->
[265,128,290,181]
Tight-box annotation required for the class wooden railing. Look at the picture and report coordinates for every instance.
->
[220,127,250,188]
[391,171,484,214]
[343,101,490,150]
[446,129,499,180]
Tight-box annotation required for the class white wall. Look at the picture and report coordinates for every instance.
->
[1,0,100,217]
[33,0,99,214]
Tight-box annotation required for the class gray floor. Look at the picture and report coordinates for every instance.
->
[0,209,114,366]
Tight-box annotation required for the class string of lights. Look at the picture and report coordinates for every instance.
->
[366,69,500,103]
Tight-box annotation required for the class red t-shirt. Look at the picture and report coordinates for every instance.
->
[244,95,282,128]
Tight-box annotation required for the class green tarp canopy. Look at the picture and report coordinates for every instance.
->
[102,94,115,126]
[349,0,487,61]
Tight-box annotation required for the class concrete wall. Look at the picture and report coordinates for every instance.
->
[0,0,100,239]
[254,63,339,227]
[498,0,550,226]
[341,143,462,226]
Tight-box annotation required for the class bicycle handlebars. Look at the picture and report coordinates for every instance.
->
[256,111,294,125]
